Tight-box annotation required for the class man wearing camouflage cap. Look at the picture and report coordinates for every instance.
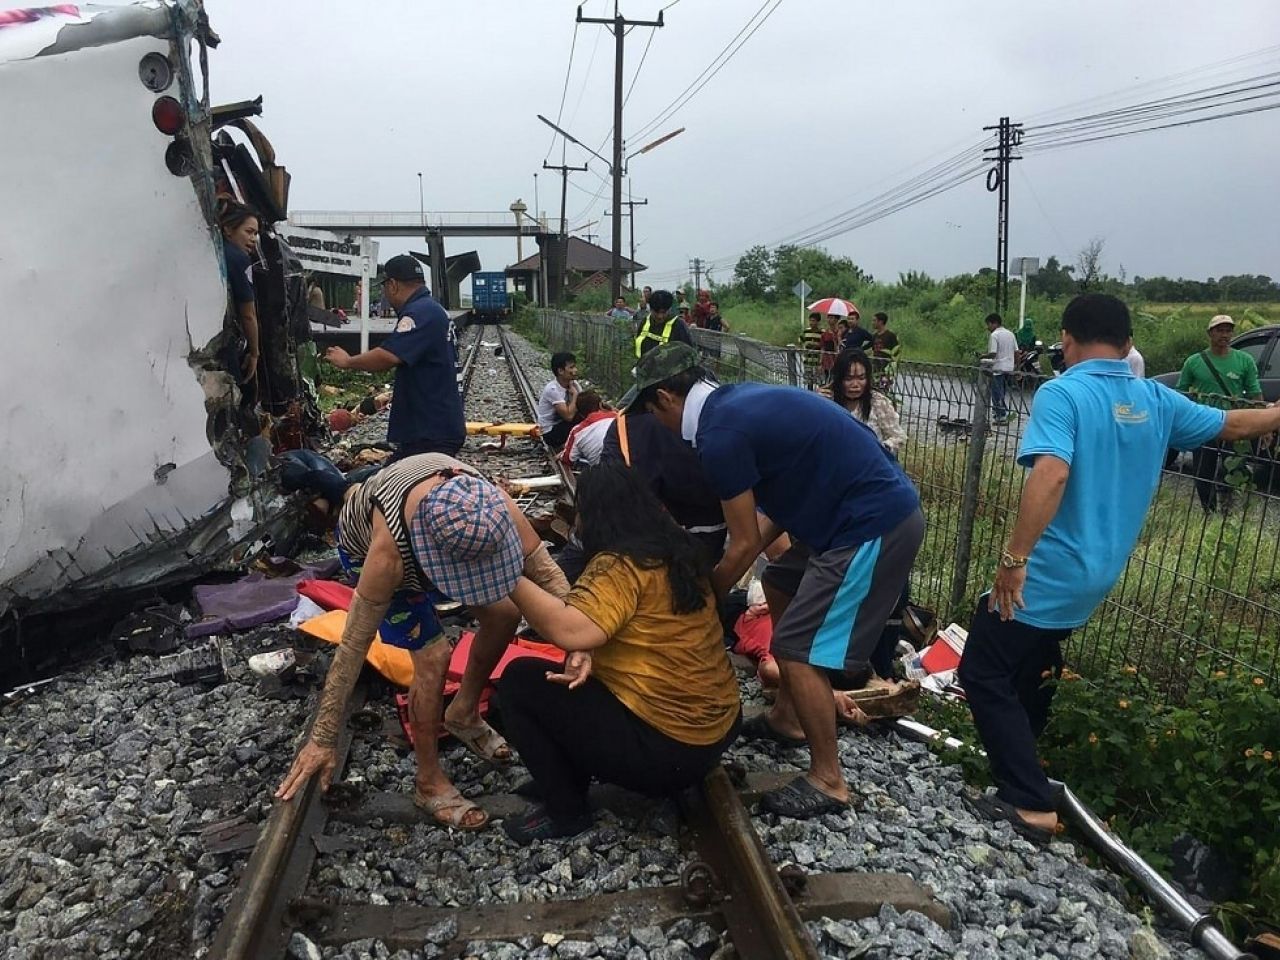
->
[629,343,924,819]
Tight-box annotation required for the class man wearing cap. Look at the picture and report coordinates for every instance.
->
[634,289,694,358]
[275,451,570,830]
[323,255,465,463]
[631,342,925,819]
[958,295,1280,843]
[1175,314,1263,513]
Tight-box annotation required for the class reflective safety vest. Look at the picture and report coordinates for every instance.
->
[635,315,678,358]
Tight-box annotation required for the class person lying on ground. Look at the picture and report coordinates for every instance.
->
[497,463,742,844]
[273,451,569,831]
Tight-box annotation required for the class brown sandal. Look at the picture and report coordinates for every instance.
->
[414,787,489,831]
[443,717,513,763]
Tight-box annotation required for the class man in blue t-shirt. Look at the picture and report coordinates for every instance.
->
[630,343,925,819]
[958,293,1280,844]
[323,255,465,462]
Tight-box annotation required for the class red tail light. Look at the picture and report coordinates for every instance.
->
[152,96,185,135]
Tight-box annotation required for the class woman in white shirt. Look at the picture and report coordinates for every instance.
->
[831,348,907,456]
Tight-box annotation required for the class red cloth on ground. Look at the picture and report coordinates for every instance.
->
[297,578,354,611]
[731,608,773,662]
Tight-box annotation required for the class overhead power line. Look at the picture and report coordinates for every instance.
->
[627,0,783,143]
[543,21,580,162]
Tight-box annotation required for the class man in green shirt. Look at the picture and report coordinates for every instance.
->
[1175,315,1263,512]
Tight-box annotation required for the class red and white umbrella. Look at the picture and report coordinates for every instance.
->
[808,297,860,319]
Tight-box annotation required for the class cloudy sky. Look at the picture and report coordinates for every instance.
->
[207,1,1280,291]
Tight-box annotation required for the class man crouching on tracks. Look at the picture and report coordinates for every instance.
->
[958,293,1280,844]
[634,343,925,818]
[274,451,569,830]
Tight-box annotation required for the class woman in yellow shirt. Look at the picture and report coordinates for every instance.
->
[500,464,742,844]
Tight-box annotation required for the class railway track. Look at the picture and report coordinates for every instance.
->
[207,323,947,960]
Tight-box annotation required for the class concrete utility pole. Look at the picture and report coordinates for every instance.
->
[577,3,664,301]
[603,182,648,290]
[689,256,704,292]
[983,116,1023,315]
[543,159,588,304]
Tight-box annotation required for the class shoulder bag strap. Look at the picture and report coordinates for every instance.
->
[617,414,632,466]
[1199,350,1235,397]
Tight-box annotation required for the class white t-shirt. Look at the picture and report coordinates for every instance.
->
[988,327,1017,373]
[565,416,615,468]
[1126,345,1145,378]
[536,378,578,432]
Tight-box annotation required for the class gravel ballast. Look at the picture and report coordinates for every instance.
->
[0,326,1204,959]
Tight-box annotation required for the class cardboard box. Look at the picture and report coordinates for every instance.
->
[920,623,968,674]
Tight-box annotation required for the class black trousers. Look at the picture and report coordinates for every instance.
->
[956,596,1071,812]
[543,419,573,450]
[497,657,741,817]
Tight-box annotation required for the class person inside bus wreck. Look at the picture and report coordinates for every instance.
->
[218,198,261,389]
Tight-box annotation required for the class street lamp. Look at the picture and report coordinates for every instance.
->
[535,114,684,297]
[417,172,424,231]
[510,198,528,262]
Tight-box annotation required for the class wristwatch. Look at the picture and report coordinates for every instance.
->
[999,550,1029,569]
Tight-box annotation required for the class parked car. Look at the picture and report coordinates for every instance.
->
[1152,324,1280,403]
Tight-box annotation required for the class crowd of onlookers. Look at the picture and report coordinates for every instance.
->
[273,256,1279,849]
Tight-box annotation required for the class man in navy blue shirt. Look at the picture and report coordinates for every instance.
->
[631,343,925,819]
[324,255,465,461]
[958,294,1280,843]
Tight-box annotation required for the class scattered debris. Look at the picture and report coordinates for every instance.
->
[144,640,230,687]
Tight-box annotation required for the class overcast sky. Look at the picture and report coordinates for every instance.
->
[207,0,1280,292]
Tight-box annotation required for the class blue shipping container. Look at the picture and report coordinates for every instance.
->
[471,272,510,317]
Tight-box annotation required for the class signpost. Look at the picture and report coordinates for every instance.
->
[1012,256,1039,330]
[282,224,379,352]
[793,279,812,335]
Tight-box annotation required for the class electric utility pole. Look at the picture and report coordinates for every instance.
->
[982,116,1022,315]
[576,3,664,301]
[542,159,588,304]
[603,186,649,289]
[689,257,704,293]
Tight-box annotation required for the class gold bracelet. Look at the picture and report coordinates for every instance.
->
[999,550,1029,569]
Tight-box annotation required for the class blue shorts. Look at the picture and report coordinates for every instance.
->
[337,541,445,651]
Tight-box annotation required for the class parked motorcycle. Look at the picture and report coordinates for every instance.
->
[1049,341,1066,376]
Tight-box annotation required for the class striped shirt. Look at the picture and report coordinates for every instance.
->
[337,453,479,592]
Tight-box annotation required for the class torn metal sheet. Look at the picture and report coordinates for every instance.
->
[0,0,317,643]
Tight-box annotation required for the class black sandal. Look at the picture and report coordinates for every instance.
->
[739,712,806,747]
[760,776,849,819]
[964,792,1054,845]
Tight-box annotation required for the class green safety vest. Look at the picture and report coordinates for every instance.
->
[635,315,678,358]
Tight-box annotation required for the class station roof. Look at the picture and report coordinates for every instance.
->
[507,236,645,274]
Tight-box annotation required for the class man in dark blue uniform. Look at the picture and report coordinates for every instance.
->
[324,255,465,461]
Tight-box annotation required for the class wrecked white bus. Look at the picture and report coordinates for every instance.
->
[0,1,321,685]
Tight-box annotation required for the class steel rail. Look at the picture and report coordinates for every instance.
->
[499,326,820,958]
[209,688,367,960]
[495,324,577,500]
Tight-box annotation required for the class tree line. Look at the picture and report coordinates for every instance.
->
[724,241,1278,306]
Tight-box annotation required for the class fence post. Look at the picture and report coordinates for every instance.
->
[949,367,992,614]
[785,348,802,387]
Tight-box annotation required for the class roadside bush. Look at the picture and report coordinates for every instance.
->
[917,668,1280,938]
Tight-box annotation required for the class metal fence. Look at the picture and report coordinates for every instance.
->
[531,310,1280,703]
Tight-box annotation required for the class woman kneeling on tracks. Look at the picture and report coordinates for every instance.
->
[499,463,743,844]
[274,451,569,831]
